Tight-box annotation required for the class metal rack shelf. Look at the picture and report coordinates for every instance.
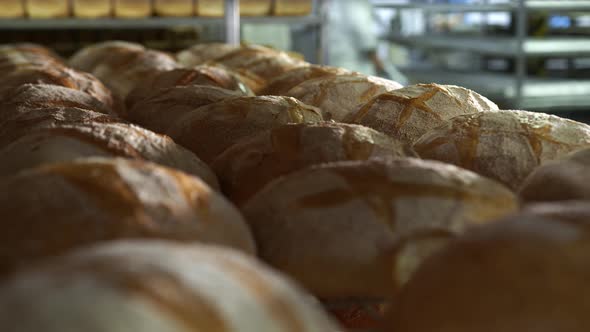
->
[372,0,590,11]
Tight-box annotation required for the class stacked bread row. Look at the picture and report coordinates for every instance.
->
[0,0,312,18]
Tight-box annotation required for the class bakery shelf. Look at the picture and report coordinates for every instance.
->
[386,35,590,56]
[401,67,590,111]
[372,0,590,11]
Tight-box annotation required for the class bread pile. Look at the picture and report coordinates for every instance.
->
[0,40,588,332]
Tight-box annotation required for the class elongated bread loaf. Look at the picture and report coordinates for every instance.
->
[154,0,194,16]
[414,110,590,190]
[212,122,417,206]
[345,83,499,145]
[0,240,338,332]
[261,65,354,96]
[167,96,323,164]
[0,158,254,274]
[285,74,403,121]
[386,212,590,332]
[72,0,112,17]
[0,0,24,17]
[26,0,69,18]
[114,0,152,17]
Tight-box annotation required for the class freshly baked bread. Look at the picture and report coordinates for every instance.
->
[0,84,114,125]
[0,158,254,273]
[285,74,403,121]
[0,43,61,63]
[154,0,194,16]
[520,147,590,203]
[212,122,417,206]
[125,66,253,108]
[113,0,152,17]
[0,0,24,17]
[73,0,112,18]
[0,107,117,148]
[25,0,69,18]
[414,110,590,190]
[0,240,338,332]
[274,0,313,16]
[261,65,353,96]
[345,83,499,145]
[242,158,517,298]
[197,0,272,16]
[126,85,245,134]
[520,201,590,222]
[69,41,145,73]
[386,213,590,332]
[167,96,323,164]
[0,122,219,187]
[176,43,240,67]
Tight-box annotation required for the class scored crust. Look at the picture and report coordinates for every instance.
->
[260,65,354,96]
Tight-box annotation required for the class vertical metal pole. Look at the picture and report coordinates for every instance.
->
[514,0,527,108]
[225,0,240,45]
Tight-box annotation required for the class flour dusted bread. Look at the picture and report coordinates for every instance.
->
[0,122,219,188]
[261,65,353,96]
[212,122,417,206]
[242,158,517,297]
[126,85,245,134]
[125,66,252,108]
[414,110,590,190]
[73,0,112,18]
[345,83,499,144]
[0,0,24,18]
[386,212,590,332]
[520,147,590,203]
[168,96,323,164]
[0,158,254,274]
[286,74,403,121]
[114,0,152,17]
[154,0,194,16]
[25,0,69,18]
[274,0,313,15]
[0,240,337,332]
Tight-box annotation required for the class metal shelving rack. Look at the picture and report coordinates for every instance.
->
[373,0,590,111]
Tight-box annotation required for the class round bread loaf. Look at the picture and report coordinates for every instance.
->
[69,40,145,73]
[242,158,517,299]
[212,122,417,206]
[0,47,63,75]
[386,213,590,332]
[176,42,240,66]
[285,74,402,121]
[0,43,62,62]
[0,122,219,187]
[126,85,245,134]
[520,201,590,222]
[0,240,337,332]
[0,158,254,274]
[260,64,354,96]
[167,96,323,164]
[125,66,253,108]
[345,83,499,145]
[0,107,117,148]
[0,84,114,123]
[520,147,590,203]
[414,110,590,190]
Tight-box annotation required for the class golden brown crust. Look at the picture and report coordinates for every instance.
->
[414,110,590,190]
[260,65,354,96]
[273,0,313,16]
[176,43,240,66]
[387,214,590,332]
[519,147,590,203]
[242,158,518,299]
[167,96,323,164]
[212,122,417,206]
[25,0,70,18]
[126,85,245,134]
[113,0,152,17]
[72,0,112,18]
[0,158,255,274]
[285,74,403,121]
[345,83,499,144]
[154,0,194,16]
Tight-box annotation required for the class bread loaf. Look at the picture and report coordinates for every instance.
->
[0,43,62,63]
[126,85,245,134]
[154,0,194,16]
[212,122,417,206]
[167,96,323,164]
[0,158,254,273]
[176,43,240,67]
[242,158,517,328]
[520,147,590,203]
[0,240,338,332]
[0,0,24,18]
[114,0,152,17]
[414,110,590,190]
[73,0,112,18]
[274,0,313,16]
[0,107,117,148]
[261,65,353,96]
[0,122,219,187]
[520,201,590,222]
[197,0,272,16]
[345,83,499,145]
[25,0,69,18]
[285,74,403,121]
[69,41,145,73]
[125,66,253,109]
[386,213,590,332]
